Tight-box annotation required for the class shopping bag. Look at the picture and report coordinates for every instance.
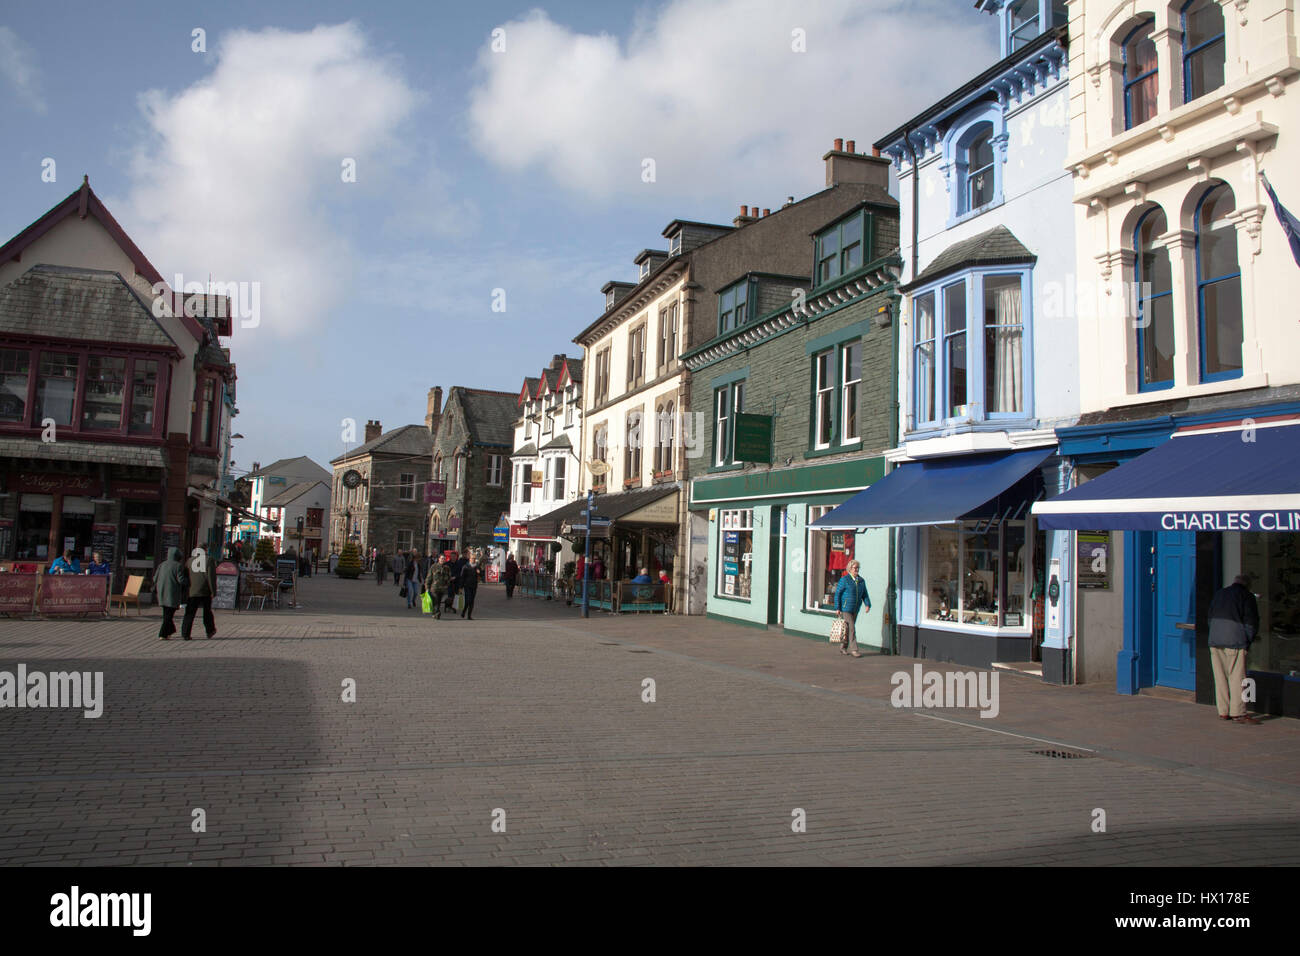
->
[421,591,432,614]
[829,617,848,643]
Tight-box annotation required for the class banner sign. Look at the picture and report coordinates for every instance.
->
[493,526,509,544]
[37,575,108,616]
[733,413,772,463]
[424,481,446,504]
[1077,531,1110,590]
[0,574,39,615]
[15,472,97,495]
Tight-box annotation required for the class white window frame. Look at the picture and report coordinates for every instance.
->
[716,508,754,600]
[840,342,862,446]
[485,454,503,487]
[921,521,1033,633]
[814,350,834,449]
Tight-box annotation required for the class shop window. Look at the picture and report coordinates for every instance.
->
[1240,533,1300,676]
[0,348,29,423]
[1122,17,1158,129]
[1134,206,1175,390]
[61,497,95,562]
[36,352,78,426]
[16,494,53,560]
[806,504,854,612]
[1182,0,1225,102]
[1195,182,1243,382]
[82,355,126,431]
[924,521,1029,628]
[717,509,753,599]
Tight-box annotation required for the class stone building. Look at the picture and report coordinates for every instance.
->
[429,387,517,555]
[329,419,431,555]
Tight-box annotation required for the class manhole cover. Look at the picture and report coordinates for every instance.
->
[1029,748,1094,759]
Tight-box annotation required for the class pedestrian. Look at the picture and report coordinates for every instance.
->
[180,547,218,640]
[504,554,519,599]
[592,556,605,581]
[153,547,186,640]
[833,559,871,658]
[374,548,385,587]
[403,550,420,609]
[446,549,468,612]
[1209,573,1261,724]
[459,552,479,620]
[391,550,403,586]
[425,554,451,621]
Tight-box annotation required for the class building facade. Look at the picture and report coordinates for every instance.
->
[262,480,331,557]
[0,179,237,590]
[239,456,330,547]
[429,387,516,556]
[684,183,902,643]
[330,420,431,555]
[1032,0,1300,714]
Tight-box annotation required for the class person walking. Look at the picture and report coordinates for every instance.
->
[391,550,403,586]
[833,559,871,658]
[459,553,479,620]
[403,550,420,609]
[153,546,186,641]
[503,554,519,599]
[180,547,218,640]
[446,549,468,613]
[1208,573,1261,723]
[425,554,451,621]
[375,548,386,587]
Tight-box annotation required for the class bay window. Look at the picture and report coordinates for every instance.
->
[717,509,753,599]
[36,352,78,426]
[544,456,566,501]
[909,270,1030,431]
[83,356,126,431]
[924,522,1029,629]
[0,348,30,423]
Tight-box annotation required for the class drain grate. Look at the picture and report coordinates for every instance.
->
[627,649,651,654]
[1029,748,1095,759]
[597,642,620,646]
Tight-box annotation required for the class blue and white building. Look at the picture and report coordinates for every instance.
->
[816,2,1079,678]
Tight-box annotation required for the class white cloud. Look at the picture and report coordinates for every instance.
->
[0,27,46,113]
[468,0,999,202]
[118,22,420,338]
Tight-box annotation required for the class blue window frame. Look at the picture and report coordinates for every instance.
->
[1182,0,1226,103]
[718,279,751,333]
[945,110,1004,226]
[814,210,871,287]
[1008,0,1040,51]
[1122,18,1158,129]
[964,126,996,215]
[1134,207,1175,391]
[909,269,1032,432]
[1194,183,1243,383]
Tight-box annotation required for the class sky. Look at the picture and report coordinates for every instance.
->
[0,0,999,474]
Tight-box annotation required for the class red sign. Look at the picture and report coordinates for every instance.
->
[424,481,446,504]
[0,574,39,614]
[216,562,238,575]
[37,576,109,616]
[486,565,500,583]
[15,472,97,495]
[509,523,529,538]
[110,480,163,500]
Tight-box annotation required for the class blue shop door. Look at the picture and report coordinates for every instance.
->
[1154,531,1196,690]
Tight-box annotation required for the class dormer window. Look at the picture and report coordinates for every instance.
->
[718,279,751,333]
[668,233,682,257]
[1007,0,1039,51]
[815,209,871,287]
[606,291,616,310]
[639,261,650,280]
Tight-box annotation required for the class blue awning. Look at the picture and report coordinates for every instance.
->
[1034,420,1300,531]
[809,448,1054,530]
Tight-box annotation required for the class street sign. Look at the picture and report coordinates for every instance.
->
[733,413,772,463]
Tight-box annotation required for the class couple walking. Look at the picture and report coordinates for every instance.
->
[154,546,218,641]
[424,551,478,620]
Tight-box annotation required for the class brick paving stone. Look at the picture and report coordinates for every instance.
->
[0,572,1296,865]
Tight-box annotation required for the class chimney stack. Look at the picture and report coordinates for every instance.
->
[824,137,890,189]
[762,208,770,217]
[872,147,881,157]
[425,387,443,434]
[732,204,758,228]
[846,139,856,153]
[365,420,382,442]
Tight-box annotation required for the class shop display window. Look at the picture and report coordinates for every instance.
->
[1241,533,1300,676]
[807,505,854,611]
[924,521,1029,628]
[16,494,53,560]
[717,509,753,599]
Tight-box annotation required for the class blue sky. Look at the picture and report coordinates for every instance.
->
[0,0,998,473]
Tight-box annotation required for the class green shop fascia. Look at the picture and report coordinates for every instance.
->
[689,456,889,645]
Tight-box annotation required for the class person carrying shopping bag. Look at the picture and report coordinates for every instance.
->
[833,559,870,658]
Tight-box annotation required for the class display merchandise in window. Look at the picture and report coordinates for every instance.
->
[807,505,853,610]
[718,510,753,599]
[925,521,1029,627]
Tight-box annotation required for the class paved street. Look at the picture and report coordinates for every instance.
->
[1,572,1297,866]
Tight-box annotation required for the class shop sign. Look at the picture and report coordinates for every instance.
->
[0,574,39,614]
[424,481,446,504]
[733,413,772,464]
[1159,511,1300,532]
[509,523,529,538]
[110,480,162,500]
[1077,531,1110,590]
[531,470,543,488]
[15,473,96,495]
[37,576,108,616]
[493,526,509,544]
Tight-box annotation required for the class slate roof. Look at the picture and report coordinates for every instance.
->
[0,265,179,349]
[247,456,330,480]
[528,484,680,537]
[511,442,538,458]
[264,480,328,508]
[902,225,1037,291]
[458,389,519,448]
[0,436,166,469]
[540,434,572,451]
[520,377,540,404]
[331,424,431,464]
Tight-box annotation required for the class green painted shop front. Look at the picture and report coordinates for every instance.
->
[690,456,889,645]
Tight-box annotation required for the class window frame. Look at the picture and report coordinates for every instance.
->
[1133,206,1176,393]
[716,508,754,600]
[592,423,608,490]
[1181,0,1226,104]
[398,472,416,501]
[1122,17,1159,130]
[1007,0,1040,52]
[1193,182,1244,385]
[814,210,873,289]
[717,278,751,334]
[626,324,647,390]
[624,408,644,485]
[907,268,1033,435]
[485,454,504,487]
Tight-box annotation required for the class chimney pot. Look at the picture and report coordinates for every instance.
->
[846,140,856,153]
[872,147,881,157]
[834,138,844,151]
[740,205,748,216]
[763,208,770,217]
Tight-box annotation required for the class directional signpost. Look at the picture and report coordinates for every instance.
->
[579,490,612,619]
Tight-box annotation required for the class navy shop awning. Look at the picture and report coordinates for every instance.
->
[1033,420,1300,532]
[809,448,1053,530]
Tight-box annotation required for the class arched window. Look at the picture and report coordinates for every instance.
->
[660,401,675,474]
[1182,0,1225,102]
[964,124,995,214]
[1122,17,1159,129]
[1194,183,1243,381]
[1134,207,1175,390]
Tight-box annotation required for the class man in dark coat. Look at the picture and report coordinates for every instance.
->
[375,549,386,587]
[446,550,468,612]
[180,547,218,640]
[459,553,479,620]
[503,555,519,599]
[403,550,420,609]
[1208,574,1261,723]
[153,547,187,640]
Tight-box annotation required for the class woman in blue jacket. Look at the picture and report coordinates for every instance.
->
[833,559,870,657]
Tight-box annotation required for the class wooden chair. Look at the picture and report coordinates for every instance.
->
[111,575,144,617]
[245,576,275,611]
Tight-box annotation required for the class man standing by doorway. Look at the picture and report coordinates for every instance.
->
[1208,573,1260,724]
